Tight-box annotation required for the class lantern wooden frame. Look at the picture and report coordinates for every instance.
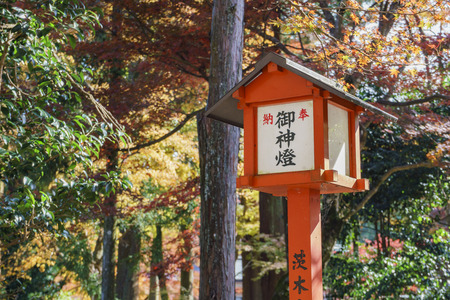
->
[234,61,369,196]
[205,53,397,300]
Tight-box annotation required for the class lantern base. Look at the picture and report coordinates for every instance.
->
[237,169,368,197]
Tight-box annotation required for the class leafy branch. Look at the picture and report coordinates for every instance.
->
[121,108,204,153]
[288,0,437,16]
[378,94,450,107]
[64,72,128,139]
[0,30,20,92]
[343,161,436,222]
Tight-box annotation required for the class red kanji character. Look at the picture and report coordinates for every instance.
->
[298,108,309,121]
[263,113,273,125]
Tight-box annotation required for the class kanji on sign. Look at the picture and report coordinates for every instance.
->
[275,111,295,128]
[276,149,296,167]
[292,250,307,270]
[276,129,296,148]
[293,275,309,294]
[263,113,273,125]
[298,108,309,121]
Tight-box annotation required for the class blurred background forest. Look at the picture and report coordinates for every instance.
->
[0,0,448,299]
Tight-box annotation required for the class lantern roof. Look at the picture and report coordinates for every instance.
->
[205,52,397,127]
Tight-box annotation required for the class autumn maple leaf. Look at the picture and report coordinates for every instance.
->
[389,68,400,77]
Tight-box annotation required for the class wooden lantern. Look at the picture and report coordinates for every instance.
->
[205,53,396,300]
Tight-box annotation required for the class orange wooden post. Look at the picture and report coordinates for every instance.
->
[288,188,323,300]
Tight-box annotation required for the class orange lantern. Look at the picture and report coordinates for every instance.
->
[206,53,396,300]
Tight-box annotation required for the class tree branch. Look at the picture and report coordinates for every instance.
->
[65,73,127,136]
[121,108,204,152]
[249,26,298,57]
[378,94,450,107]
[0,32,14,92]
[343,161,436,222]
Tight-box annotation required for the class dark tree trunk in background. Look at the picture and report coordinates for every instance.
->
[102,149,118,300]
[242,249,263,300]
[197,0,244,299]
[180,267,194,300]
[243,193,287,300]
[259,193,286,299]
[149,225,168,300]
[259,193,285,235]
[180,224,194,300]
[321,194,344,268]
[116,226,141,300]
[101,4,123,298]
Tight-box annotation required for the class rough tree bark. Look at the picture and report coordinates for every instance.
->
[242,250,263,300]
[101,4,122,298]
[197,0,244,299]
[259,193,286,299]
[243,193,286,300]
[101,148,118,300]
[180,224,194,300]
[149,225,168,300]
[116,226,141,300]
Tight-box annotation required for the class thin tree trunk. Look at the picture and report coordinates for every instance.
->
[159,280,169,300]
[101,3,122,298]
[149,275,159,300]
[242,246,263,300]
[375,218,380,257]
[93,233,103,274]
[259,192,286,300]
[242,193,286,299]
[101,149,118,300]
[198,0,244,299]
[180,224,194,300]
[353,219,359,259]
[321,194,344,268]
[101,206,116,299]
[116,226,141,300]
[149,225,168,300]
[180,268,194,300]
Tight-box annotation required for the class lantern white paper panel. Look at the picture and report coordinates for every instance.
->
[257,101,314,174]
[328,103,350,176]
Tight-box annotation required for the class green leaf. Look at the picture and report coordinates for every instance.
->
[38,27,52,37]
[67,34,77,49]
[105,182,113,194]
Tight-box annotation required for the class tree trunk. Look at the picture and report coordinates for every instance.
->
[93,233,103,274]
[242,247,263,300]
[243,193,287,300]
[149,225,168,300]
[149,225,162,300]
[101,149,118,300]
[259,193,286,300]
[116,226,141,300]
[259,193,285,235]
[180,268,194,300]
[101,3,123,297]
[149,275,159,300]
[180,224,194,300]
[101,207,116,299]
[321,194,344,269]
[197,0,244,299]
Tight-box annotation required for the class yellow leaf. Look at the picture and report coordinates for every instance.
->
[390,68,400,77]
[408,68,418,76]
[350,13,360,25]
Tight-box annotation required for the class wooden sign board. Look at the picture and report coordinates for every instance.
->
[257,100,315,174]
